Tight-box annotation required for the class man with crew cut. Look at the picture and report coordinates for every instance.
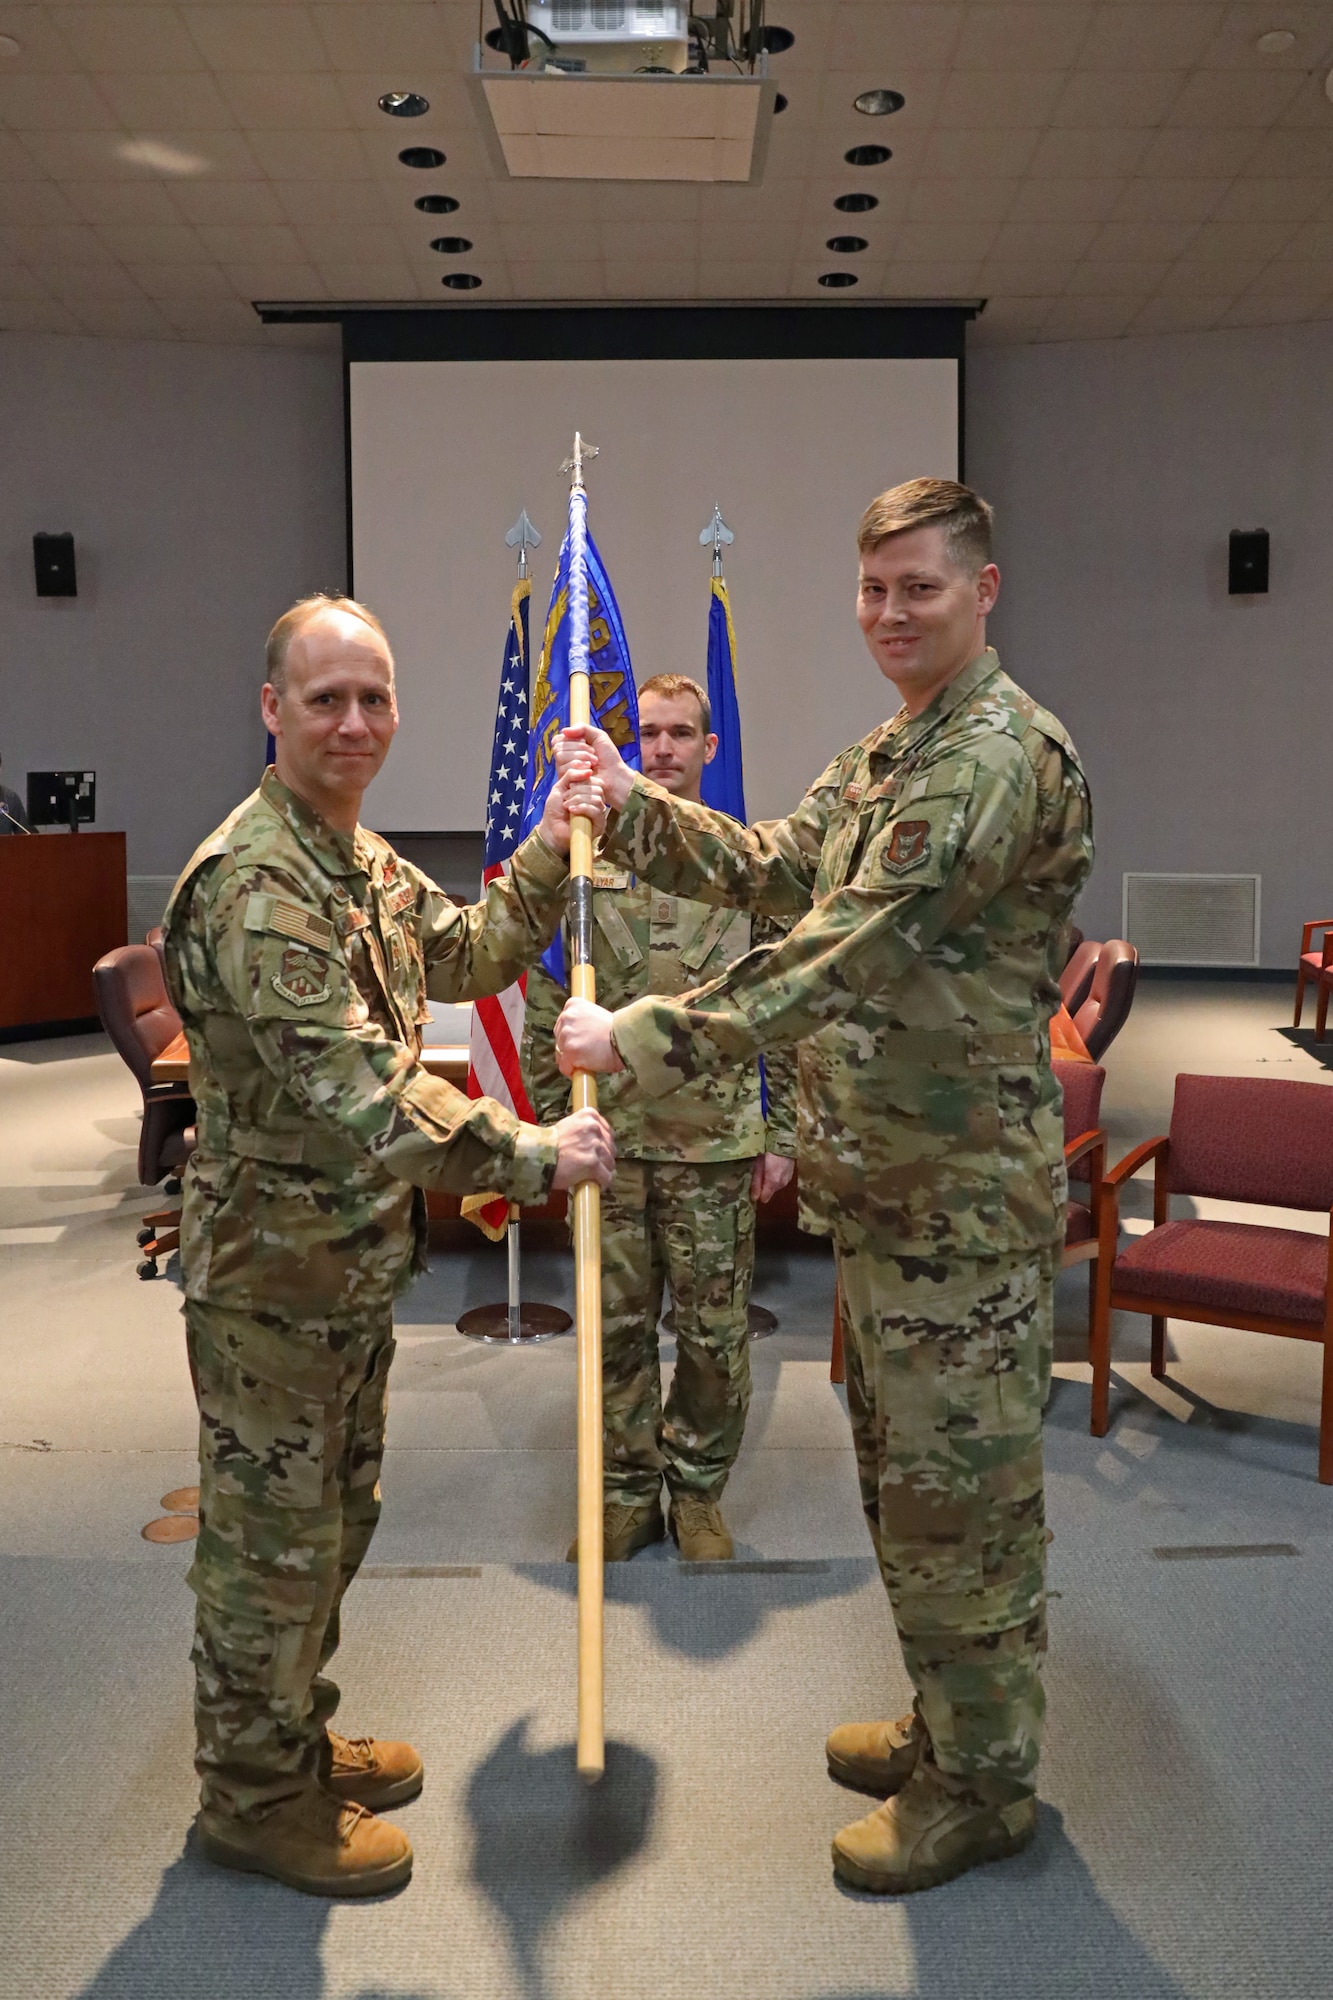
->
[552,480,1094,1895]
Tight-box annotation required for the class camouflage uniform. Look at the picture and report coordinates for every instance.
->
[597,651,1093,1799]
[163,768,568,1820]
[523,860,798,1505]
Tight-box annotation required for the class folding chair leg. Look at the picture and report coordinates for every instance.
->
[1150,1315,1166,1379]
[1294,967,1307,1028]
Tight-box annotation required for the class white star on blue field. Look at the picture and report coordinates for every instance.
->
[483,616,530,868]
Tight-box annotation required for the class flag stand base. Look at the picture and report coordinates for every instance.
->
[456,1302,573,1344]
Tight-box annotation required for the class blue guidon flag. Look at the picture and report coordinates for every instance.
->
[700,571,746,823]
[521,524,640,983]
[462,577,536,1241]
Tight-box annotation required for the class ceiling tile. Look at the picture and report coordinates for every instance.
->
[214,70,351,131]
[1128,296,1233,335]
[0,131,45,178]
[295,220,401,263]
[829,5,965,71]
[600,220,698,261]
[1040,296,1143,337]
[180,6,329,74]
[1063,257,1171,295]
[1219,294,1331,329]
[313,261,416,299]
[1154,257,1263,296]
[818,68,945,131]
[918,128,1044,178]
[1135,134,1258,187]
[69,296,177,337]
[41,260,148,300]
[0,297,82,332]
[1050,70,1186,129]
[894,220,998,260]
[0,7,83,75]
[0,262,52,300]
[508,261,606,300]
[1199,5,1333,70]
[310,2,473,72]
[1078,5,1227,72]
[1007,179,1124,223]
[991,219,1100,259]
[270,177,394,225]
[96,221,210,260]
[0,220,114,260]
[50,6,208,73]
[498,221,600,263]
[697,261,794,297]
[1186,217,1301,260]
[166,178,288,224]
[933,69,1066,129]
[1166,67,1305,127]
[244,129,372,179]
[977,258,1071,296]
[969,298,1056,342]
[93,70,237,130]
[878,259,986,294]
[1210,179,1329,224]
[331,71,473,134]
[1110,177,1229,222]
[1281,218,1333,258]
[158,295,271,337]
[604,260,698,297]
[488,179,601,224]
[1244,257,1333,297]
[225,260,328,301]
[0,177,80,223]
[128,257,233,298]
[21,127,264,178]
[907,178,1018,223]
[953,6,1094,72]
[593,183,702,223]
[195,221,306,261]
[58,177,181,223]
[0,72,119,129]
[1245,128,1333,176]
[800,175,913,224]
[1088,219,1202,259]
[1025,128,1153,177]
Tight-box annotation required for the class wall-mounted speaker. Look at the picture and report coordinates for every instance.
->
[1228,529,1268,595]
[34,531,77,597]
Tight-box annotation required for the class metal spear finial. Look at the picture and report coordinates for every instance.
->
[561,432,599,491]
[699,504,735,576]
[505,508,541,577]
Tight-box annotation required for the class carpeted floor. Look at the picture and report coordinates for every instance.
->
[2,980,1331,1999]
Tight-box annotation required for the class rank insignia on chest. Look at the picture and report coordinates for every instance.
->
[883,820,931,873]
[271,945,332,1007]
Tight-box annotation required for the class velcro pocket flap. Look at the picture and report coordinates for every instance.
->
[593,898,644,968]
[679,905,748,973]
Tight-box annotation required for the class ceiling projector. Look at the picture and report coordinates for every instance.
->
[525,3,690,75]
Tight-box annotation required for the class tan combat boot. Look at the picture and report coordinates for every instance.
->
[566,1496,665,1563]
[197,1785,413,1897]
[831,1761,1036,1895]
[325,1730,424,1810]
[669,1493,734,1561]
[826,1710,926,1797]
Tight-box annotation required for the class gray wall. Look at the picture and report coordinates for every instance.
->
[969,320,1333,967]
[0,332,344,881]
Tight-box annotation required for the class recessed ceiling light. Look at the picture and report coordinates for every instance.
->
[379,91,430,117]
[826,235,868,254]
[818,271,858,288]
[116,137,209,176]
[1256,30,1296,54]
[442,273,482,290]
[854,88,905,116]
[0,33,21,60]
[844,144,892,167]
[774,93,788,114]
[764,26,796,54]
[415,194,460,214]
[430,236,473,254]
[834,192,878,214]
[399,146,447,169]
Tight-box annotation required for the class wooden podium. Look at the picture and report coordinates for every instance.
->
[0,831,128,1037]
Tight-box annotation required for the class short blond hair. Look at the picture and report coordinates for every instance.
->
[265,592,391,693]
[637,672,711,733]
[857,478,994,573]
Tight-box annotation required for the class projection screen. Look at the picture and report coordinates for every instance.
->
[349,350,959,832]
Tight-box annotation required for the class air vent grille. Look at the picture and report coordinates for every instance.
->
[1123,873,1260,966]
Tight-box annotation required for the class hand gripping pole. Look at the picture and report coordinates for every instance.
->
[562,432,604,1781]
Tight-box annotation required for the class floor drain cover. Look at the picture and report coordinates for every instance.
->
[142,1515,199,1543]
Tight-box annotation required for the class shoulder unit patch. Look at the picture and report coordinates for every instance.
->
[883,820,931,874]
[271,945,332,1007]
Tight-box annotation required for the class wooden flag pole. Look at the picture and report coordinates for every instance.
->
[563,431,605,1783]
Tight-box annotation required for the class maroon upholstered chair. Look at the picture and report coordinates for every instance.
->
[1073,939,1140,1061]
[1091,1074,1333,1483]
[1059,938,1100,1017]
[1293,919,1333,1041]
[93,943,195,1277]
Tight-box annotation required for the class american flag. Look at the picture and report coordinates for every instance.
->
[462,580,535,1240]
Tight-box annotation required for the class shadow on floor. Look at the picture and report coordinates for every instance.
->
[466,1717,657,2000]
[1277,1025,1333,1073]
[515,1554,877,1660]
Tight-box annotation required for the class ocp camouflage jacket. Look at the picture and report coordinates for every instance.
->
[522,858,799,1163]
[163,769,566,1317]
[599,651,1094,1256]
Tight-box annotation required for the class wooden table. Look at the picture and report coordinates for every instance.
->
[150,1032,471,1088]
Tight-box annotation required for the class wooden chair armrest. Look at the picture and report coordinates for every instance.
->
[1064,1128,1106,1172]
[1104,1135,1168,1189]
[1301,918,1333,950]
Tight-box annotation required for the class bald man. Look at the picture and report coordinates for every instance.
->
[163,592,613,1896]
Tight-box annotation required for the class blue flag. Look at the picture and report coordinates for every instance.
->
[522,527,640,984]
[700,576,746,822]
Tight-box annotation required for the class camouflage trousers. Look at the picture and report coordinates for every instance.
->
[835,1242,1056,1803]
[183,1299,395,1821]
[602,1157,757,1505]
